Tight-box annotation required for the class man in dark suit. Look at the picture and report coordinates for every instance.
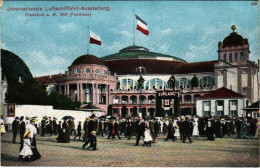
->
[135,118,146,146]
[182,117,192,143]
[12,117,20,144]
[41,117,46,137]
[53,117,57,135]
[19,116,26,144]
[83,117,89,142]
[82,115,97,149]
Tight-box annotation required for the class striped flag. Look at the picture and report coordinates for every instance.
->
[90,31,102,45]
[135,14,149,36]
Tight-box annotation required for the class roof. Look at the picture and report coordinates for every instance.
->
[243,101,260,110]
[198,87,245,100]
[35,74,65,85]
[104,59,218,75]
[223,32,245,48]
[71,54,105,66]
[82,104,101,111]
[101,45,186,62]
[1,49,33,84]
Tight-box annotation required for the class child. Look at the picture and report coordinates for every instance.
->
[87,131,98,151]
[19,131,33,161]
[144,127,153,147]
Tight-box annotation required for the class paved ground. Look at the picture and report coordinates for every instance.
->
[1,132,259,167]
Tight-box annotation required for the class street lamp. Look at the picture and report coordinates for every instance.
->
[136,66,145,118]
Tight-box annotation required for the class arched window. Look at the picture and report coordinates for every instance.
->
[103,70,107,75]
[148,95,155,104]
[122,96,129,104]
[140,95,147,104]
[113,96,120,104]
[130,96,137,104]
[199,76,214,88]
[95,69,100,74]
[86,68,90,74]
[176,78,191,89]
[76,68,81,74]
[121,78,138,90]
[145,78,168,89]
[184,95,191,104]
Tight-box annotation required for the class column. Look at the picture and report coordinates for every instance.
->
[77,82,80,102]
[80,83,83,103]
[106,85,109,105]
[136,95,140,105]
[119,108,122,117]
[92,84,96,105]
[191,94,194,104]
[67,84,70,98]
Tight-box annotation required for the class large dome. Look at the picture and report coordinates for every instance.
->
[71,54,105,66]
[1,49,33,84]
[101,45,186,62]
[223,32,244,48]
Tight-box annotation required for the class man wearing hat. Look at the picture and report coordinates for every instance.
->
[182,117,192,143]
[53,117,57,135]
[135,118,146,146]
[12,117,20,144]
[83,117,90,142]
[40,117,46,137]
[19,116,26,145]
[82,115,97,149]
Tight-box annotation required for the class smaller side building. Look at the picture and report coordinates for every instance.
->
[196,87,248,117]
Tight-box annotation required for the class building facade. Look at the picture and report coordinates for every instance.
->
[36,26,259,117]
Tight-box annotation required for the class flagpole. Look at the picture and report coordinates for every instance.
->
[133,9,135,46]
[87,26,90,54]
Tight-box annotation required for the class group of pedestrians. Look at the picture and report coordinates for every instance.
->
[5,114,260,162]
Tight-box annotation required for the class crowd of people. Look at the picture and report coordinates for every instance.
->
[2,114,259,162]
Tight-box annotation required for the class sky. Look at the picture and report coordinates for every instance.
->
[1,1,259,77]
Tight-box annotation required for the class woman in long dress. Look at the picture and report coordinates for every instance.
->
[57,119,70,143]
[1,115,6,135]
[193,118,199,136]
[20,119,41,161]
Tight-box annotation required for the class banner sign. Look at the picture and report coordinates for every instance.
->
[7,103,15,117]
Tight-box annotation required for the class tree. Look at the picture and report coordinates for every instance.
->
[5,79,81,110]
[167,75,176,89]
[191,74,199,89]
[137,76,145,90]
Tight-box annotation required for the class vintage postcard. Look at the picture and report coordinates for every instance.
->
[0,0,259,167]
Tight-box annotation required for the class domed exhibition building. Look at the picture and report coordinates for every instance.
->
[36,26,259,118]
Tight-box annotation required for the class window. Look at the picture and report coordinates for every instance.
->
[240,52,244,61]
[229,53,232,63]
[223,54,226,62]
[95,69,100,74]
[76,68,80,74]
[203,101,211,116]
[218,70,223,75]
[216,100,224,106]
[103,70,107,75]
[229,100,238,117]
[164,99,170,106]
[242,69,247,73]
[199,76,214,87]
[235,53,238,62]
[242,87,247,92]
[86,68,90,74]
[230,100,237,106]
